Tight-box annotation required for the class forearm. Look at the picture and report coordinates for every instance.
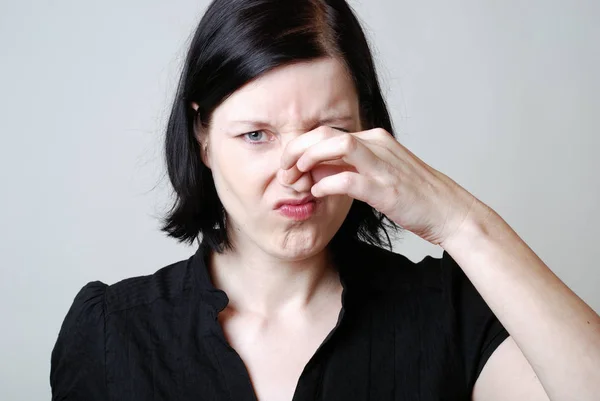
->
[441,202,600,401]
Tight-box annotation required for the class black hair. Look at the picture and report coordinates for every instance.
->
[161,0,402,253]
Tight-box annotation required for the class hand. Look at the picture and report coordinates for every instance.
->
[279,126,485,246]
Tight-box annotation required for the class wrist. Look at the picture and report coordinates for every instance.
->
[440,200,498,253]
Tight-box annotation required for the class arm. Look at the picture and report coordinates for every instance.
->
[277,125,600,400]
[441,202,600,401]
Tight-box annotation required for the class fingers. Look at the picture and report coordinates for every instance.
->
[280,126,336,170]
[280,126,382,168]
[311,171,377,204]
[278,164,304,185]
[296,133,381,174]
[279,126,383,185]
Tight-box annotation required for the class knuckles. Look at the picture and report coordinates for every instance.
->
[338,133,358,153]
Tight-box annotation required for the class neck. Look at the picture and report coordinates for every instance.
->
[207,234,340,317]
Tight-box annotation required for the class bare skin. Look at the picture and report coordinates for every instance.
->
[211,256,343,401]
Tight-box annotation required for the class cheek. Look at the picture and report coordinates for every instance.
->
[212,146,277,198]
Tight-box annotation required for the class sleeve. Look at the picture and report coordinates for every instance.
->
[50,281,109,401]
[441,250,510,390]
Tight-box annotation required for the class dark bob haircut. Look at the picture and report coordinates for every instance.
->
[161,0,402,253]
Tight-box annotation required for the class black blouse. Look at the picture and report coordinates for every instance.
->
[50,238,509,400]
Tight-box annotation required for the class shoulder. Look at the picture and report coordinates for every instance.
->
[51,256,193,397]
[59,253,195,323]
[102,255,195,314]
[57,280,109,334]
[342,240,448,293]
[51,281,109,394]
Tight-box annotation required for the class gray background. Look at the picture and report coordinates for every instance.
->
[1,0,598,399]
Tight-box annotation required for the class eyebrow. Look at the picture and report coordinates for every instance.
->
[230,115,355,127]
[319,115,355,125]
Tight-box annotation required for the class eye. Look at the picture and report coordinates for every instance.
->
[332,127,350,133]
[242,130,271,144]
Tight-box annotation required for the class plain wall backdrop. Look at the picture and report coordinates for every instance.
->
[1,0,598,399]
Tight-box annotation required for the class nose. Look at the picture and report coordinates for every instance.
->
[275,129,316,192]
[277,166,314,193]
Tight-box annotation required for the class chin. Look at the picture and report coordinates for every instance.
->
[269,231,329,261]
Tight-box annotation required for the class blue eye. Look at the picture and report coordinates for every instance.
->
[242,131,268,144]
[240,127,348,144]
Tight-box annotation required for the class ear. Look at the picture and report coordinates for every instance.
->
[190,102,211,169]
[200,140,211,169]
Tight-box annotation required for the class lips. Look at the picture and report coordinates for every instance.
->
[274,195,316,209]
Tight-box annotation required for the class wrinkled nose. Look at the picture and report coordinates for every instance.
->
[277,166,314,193]
[275,130,315,192]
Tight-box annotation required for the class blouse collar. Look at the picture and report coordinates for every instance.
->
[190,236,360,313]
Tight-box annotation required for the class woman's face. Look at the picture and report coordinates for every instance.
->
[198,57,360,260]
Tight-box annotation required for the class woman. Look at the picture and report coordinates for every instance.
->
[50,0,599,400]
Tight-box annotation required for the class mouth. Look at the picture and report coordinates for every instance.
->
[274,195,316,210]
[277,200,318,221]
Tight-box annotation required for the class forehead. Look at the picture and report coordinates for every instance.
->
[211,58,359,128]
